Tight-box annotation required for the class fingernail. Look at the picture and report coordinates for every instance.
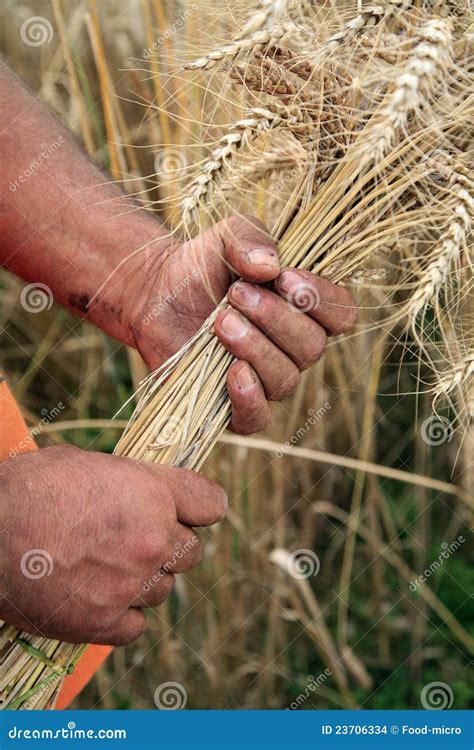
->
[278,269,302,292]
[220,310,249,339]
[234,364,257,392]
[230,281,261,308]
[246,247,279,271]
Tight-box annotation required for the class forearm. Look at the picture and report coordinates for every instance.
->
[0,63,170,343]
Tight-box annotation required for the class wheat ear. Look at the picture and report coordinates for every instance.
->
[182,104,312,226]
[183,24,297,71]
[408,168,473,322]
[360,19,453,160]
[236,0,290,39]
[325,1,413,50]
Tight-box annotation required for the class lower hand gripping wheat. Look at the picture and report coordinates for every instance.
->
[1,0,472,709]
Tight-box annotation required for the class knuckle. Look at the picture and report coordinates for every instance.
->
[332,288,357,333]
[299,330,327,368]
[153,573,175,605]
[113,618,146,646]
[255,407,272,432]
[269,367,300,400]
[133,534,165,565]
[227,213,268,239]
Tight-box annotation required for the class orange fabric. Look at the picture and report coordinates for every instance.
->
[0,377,112,708]
[0,378,38,460]
[55,645,113,709]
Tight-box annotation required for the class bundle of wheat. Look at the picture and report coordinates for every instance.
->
[0,0,472,710]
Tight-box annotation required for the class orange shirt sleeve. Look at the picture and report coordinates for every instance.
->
[0,375,112,708]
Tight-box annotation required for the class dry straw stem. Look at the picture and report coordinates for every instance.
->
[115,137,467,470]
[313,502,474,654]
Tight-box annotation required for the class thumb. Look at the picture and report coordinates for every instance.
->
[214,214,280,283]
[143,464,228,527]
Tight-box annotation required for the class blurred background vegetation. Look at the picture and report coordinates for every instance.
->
[0,0,472,710]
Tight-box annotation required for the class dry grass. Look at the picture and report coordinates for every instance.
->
[0,0,472,711]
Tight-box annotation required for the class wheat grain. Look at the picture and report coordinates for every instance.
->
[183,24,297,71]
[325,1,413,50]
[360,19,453,160]
[433,354,474,400]
[182,103,311,226]
[408,171,473,321]
[236,0,290,39]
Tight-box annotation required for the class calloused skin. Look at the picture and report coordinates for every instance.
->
[127,216,356,434]
[0,447,226,645]
[0,64,356,644]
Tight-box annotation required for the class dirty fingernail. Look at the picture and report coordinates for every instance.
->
[230,281,261,308]
[278,269,303,292]
[246,248,279,270]
[234,364,257,391]
[220,311,249,339]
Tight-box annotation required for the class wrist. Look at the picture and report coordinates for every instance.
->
[60,205,174,346]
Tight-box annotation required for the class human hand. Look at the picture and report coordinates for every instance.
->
[0,446,226,645]
[124,216,356,434]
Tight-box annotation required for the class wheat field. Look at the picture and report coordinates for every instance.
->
[0,0,472,710]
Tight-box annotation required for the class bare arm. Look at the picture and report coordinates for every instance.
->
[0,62,170,345]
